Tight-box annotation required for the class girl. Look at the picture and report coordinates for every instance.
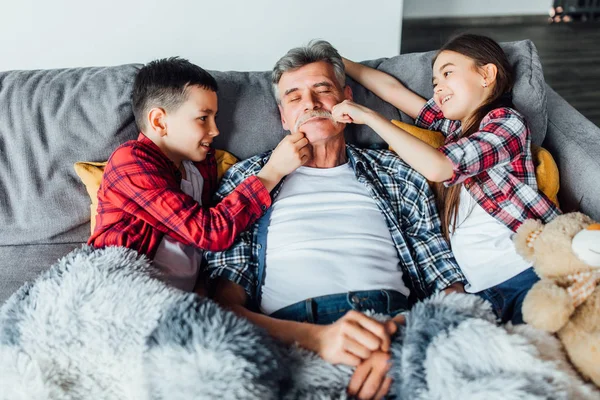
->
[332,34,561,324]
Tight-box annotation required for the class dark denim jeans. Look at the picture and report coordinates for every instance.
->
[270,289,409,325]
[476,267,539,325]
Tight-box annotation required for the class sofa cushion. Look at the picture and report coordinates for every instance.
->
[0,65,141,246]
[375,40,548,146]
[0,243,82,304]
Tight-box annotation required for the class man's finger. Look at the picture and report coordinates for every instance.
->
[385,320,398,336]
[343,338,373,360]
[347,362,371,395]
[341,321,382,352]
[347,312,391,352]
[359,360,390,399]
[337,351,362,368]
[374,376,393,400]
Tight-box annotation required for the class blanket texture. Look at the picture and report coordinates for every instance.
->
[0,246,598,399]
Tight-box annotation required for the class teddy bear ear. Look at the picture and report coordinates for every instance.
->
[513,219,544,261]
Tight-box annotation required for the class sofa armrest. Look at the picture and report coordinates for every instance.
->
[542,84,600,220]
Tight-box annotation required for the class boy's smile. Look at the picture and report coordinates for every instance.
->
[161,85,220,166]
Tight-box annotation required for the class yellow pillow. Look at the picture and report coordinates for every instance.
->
[74,149,239,234]
[390,120,560,207]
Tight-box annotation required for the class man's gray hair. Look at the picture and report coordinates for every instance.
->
[272,39,346,103]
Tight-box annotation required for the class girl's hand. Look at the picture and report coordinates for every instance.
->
[332,100,375,125]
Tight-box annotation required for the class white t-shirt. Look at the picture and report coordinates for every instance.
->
[260,163,410,315]
[152,160,204,292]
[450,186,531,293]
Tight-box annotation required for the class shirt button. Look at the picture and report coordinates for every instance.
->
[261,205,267,211]
[351,295,360,304]
[257,244,263,250]
[487,207,495,213]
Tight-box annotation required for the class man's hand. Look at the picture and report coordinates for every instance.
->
[443,282,465,295]
[347,351,393,400]
[331,100,376,125]
[257,131,312,191]
[311,310,397,366]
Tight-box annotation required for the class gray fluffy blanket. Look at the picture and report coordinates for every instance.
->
[0,246,598,399]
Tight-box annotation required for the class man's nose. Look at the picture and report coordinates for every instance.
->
[303,92,321,111]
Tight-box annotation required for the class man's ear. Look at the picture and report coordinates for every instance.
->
[278,104,290,131]
[344,85,353,101]
[148,107,168,137]
[481,63,498,86]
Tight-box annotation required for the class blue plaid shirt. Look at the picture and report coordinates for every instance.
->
[205,144,465,304]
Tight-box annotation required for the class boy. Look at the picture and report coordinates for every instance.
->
[89,57,310,292]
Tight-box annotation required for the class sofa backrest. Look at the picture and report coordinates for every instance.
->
[0,40,550,246]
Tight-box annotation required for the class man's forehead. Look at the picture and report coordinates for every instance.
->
[278,61,338,88]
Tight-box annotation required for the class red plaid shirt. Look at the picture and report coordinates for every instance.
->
[415,99,560,232]
[88,133,271,257]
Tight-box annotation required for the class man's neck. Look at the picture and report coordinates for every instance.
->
[303,136,348,168]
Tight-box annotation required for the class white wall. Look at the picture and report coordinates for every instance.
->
[404,0,551,19]
[0,0,403,71]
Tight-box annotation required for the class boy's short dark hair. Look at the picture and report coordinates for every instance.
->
[132,57,218,131]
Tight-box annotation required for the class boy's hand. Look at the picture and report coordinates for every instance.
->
[332,100,375,125]
[257,132,311,191]
[347,351,393,400]
[310,310,396,366]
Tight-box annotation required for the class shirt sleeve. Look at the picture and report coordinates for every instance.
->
[414,98,460,136]
[103,145,271,252]
[438,108,528,186]
[401,169,466,294]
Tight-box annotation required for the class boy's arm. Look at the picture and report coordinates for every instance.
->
[343,57,426,119]
[104,145,271,252]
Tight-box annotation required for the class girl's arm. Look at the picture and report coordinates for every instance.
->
[343,58,427,120]
[332,100,454,182]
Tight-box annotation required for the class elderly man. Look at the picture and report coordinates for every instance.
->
[206,40,465,399]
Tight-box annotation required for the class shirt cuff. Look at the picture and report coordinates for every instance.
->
[414,98,441,129]
[437,143,466,186]
[236,175,272,215]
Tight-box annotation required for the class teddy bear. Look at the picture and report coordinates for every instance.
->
[513,212,600,387]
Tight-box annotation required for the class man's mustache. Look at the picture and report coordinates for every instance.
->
[294,110,340,132]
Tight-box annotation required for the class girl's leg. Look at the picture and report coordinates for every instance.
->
[477,267,539,324]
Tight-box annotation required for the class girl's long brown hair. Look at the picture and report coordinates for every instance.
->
[432,34,515,241]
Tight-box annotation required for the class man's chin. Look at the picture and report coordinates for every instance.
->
[303,129,344,144]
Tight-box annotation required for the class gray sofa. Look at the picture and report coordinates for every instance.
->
[1,40,599,304]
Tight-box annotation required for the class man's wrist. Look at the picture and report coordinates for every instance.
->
[443,282,465,294]
[297,322,323,353]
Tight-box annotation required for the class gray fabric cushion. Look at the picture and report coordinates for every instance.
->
[0,243,81,304]
[0,65,141,246]
[543,86,600,221]
[376,39,548,146]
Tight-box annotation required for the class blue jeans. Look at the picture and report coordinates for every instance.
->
[476,267,539,325]
[270,289,409,325]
